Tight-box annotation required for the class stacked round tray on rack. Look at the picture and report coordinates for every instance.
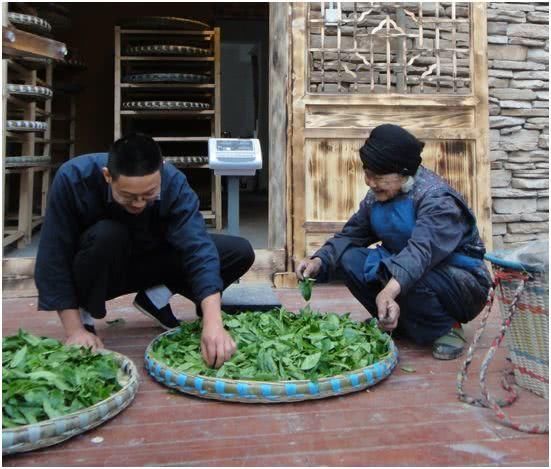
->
[122,101,210,111]
[164,156,209,166]
[7,84,53,100]
[123,72,210,84]
[126,44,210,57]
[8,13,52,35]
[6,120,48,132]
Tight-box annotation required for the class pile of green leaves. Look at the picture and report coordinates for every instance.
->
[151,307,391,381]
[2,330,122,429]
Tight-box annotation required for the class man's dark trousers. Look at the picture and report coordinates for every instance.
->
[73,219,255,318]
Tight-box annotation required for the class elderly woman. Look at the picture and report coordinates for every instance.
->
[296,124,492,360]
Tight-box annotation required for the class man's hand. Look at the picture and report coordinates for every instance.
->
[200,293,237,368]
[201,321,236,369]
[58,308,103,351]
[296,257,322,280]
[66,329,104,350]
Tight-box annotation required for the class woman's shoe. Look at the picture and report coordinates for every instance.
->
[432,325,466,360]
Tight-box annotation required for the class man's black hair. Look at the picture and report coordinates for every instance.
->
[107,133,162,179]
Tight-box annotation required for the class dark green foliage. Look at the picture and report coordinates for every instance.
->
[298,278,316,301]
[2,330,122,429]
[151,307,391,381]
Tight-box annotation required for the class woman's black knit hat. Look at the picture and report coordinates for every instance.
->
[359,124,424,176]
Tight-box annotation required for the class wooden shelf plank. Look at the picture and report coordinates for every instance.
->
[120,29,215,36]
[3,230,25,247]
[35,138,74,144]
[120,56,214,62]
[31,217,45,229]
[120,83,215,89]
[153,136,210,142]
[120,110,214,118]
[3,25,67,60]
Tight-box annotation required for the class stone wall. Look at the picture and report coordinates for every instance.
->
[487,2,549,249]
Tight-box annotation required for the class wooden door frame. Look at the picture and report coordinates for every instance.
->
[268,2,289,253]
[284,2,491,283]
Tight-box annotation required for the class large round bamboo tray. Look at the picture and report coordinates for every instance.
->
[2,350,139,455]
[145,330,398,403]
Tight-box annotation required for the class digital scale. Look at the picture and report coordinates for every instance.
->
[208,138,281,313]
[208,138,262,236]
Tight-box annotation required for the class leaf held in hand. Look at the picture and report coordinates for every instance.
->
[298,278,316,301]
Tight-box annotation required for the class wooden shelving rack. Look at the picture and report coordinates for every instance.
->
[114,26,222,230]
[4,58,54,248]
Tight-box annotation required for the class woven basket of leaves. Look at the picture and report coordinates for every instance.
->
[145,308,398,403]
[2,330,139,455]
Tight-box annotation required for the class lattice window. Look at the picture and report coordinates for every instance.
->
[308,2,471,94]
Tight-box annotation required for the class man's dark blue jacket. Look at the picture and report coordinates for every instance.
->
[35,153,223,311]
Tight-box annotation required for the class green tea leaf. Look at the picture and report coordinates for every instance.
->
[9,345,27,368]
[298,278,316,301]
[300,352,321,370]
[106,318,126,327]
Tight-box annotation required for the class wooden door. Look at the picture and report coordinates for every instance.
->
[287,2,490,273]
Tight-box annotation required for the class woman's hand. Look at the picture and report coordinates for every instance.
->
[375,278,402,331]
[296,257,322,280]
[375,295,400,331]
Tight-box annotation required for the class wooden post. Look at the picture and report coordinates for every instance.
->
[2,3,7,255]
[471,2,492,249]
[289,3,307,271]
[213,27,222,231]
[40,168,50,216]
[17,168,33,247]
[268,2,289,251]
[114,26,121,140]
[43,64,53,157]
[69,95,76,157]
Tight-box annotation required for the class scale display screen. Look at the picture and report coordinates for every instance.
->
[208,138,262,176]
[216,140,253,152]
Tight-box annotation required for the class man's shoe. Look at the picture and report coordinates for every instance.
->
[133,291,181,330]
[432,325,466,360]
[83,323,97,335]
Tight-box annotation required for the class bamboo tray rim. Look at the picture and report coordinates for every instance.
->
[145,328,398,402]
[2,349,139,455]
